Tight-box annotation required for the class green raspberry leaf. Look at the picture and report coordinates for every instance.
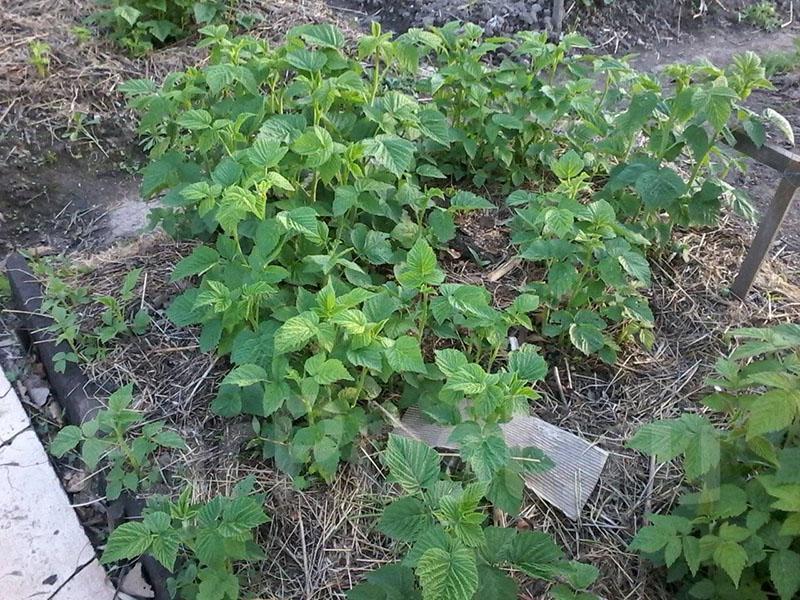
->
[386,336,427,374]
[222,364,268,388]
[274,311,320,354]
[50,425,83,457]
[771,549,800,600]
[385,435,441,495]
[395,238,445,290]
[713,540,747,587]
[362,134,415,178]
[416,545,479,600]
[379,496,433,542]
[101,522,153,564]
[507,344,547,382]
[627,418,690,462]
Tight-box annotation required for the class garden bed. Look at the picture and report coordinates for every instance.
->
[2,2,800,599]
[11,215,800,598]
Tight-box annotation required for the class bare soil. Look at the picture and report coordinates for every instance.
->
[0,131,144,254]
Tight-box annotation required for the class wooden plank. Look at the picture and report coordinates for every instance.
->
[552,0,565,37]
[398,407,609,521]
[731,177,799,299]
[732,130,800,185]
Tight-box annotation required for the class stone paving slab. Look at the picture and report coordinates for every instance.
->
[0,369,116,600]
[0,370,30,443]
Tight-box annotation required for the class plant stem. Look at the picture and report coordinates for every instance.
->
[353,367,369,405]
[417,290,430,343]
[370,56,381,103]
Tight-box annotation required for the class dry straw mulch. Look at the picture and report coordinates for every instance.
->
[52,216,800,599]
[0,0,358,140]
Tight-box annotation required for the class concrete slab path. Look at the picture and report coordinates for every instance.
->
[0,369,117,600]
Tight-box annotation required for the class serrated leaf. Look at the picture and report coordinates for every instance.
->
[418,109,450,146]
[475,565,519,600]
[331,309,369,335]
[152,429,185,449]
[248,136,287,168]
[222,364,268,387]
[294,23,345,48]
[683,535,702,576]
[511,446,554,475]
[505,530,563,578]
[684,422,720,480]
[635,167,686,209]
[148,529,181,571]
[743,117,766,148]
[362,135,415,178]
[379,496,433,542]
[198,567,239,600]
[81,437,110,470]
[568,323,606,355]
[628,525,672,553]
[748,390,797,438]
[763,108,795,145]
[713,540,747,587]
[211,156,243,188]
[385,434,440,495]
[100,522,153,564]
[219,496,270,537]
[508,345,547,382]
[434,348,469,378]
[628,418,690,462]
[486,467,524,515]
[274,311,320,354]
[50,425,83,457]
[543,208,574,237]
[386,336,427,374]
[176,109,212,131]
[291,126,334,166]
[417,164,447,179]
[428,209,456,243]
[770,549,800,600]
[551,150,584,180]
[617,250,651,285]
[311,358,353,385]
[449,422,509,482]
[277,207,325,245]
[285,48,328,72]
[171,246,219,282]
[416,545,479,600]
[449,190,494,212]
[395,238,444,290]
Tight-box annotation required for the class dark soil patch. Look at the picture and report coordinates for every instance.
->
[328,0,797,49]
[0,127,145,255]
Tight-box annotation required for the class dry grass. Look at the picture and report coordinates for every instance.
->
[48,215,800,599]
[0,0,358,140]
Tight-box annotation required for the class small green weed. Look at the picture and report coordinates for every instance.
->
[762,37,800,77]
[742,1,781,30]
[28,41,51,77]
[40,266,151,372]
[71,26,93,44]
[50,383,185,500]
[101,479,269,599]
